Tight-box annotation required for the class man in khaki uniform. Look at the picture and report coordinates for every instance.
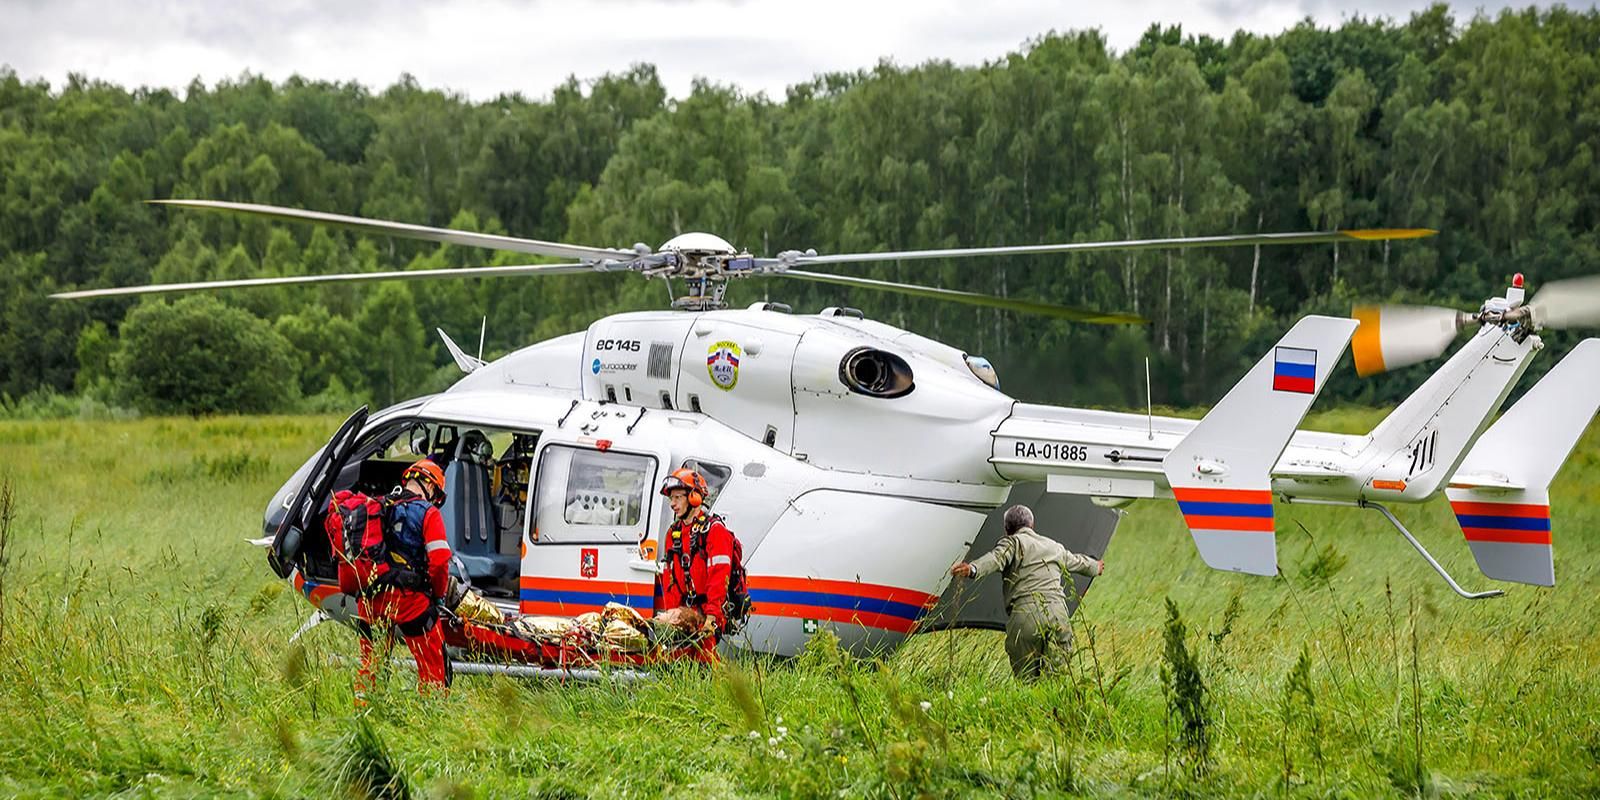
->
[950,505,1104,680]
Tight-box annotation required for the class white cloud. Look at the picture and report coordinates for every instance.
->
[0,0,1585,99]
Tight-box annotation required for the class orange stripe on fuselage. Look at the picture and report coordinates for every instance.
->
[746,576,939,608]
[519,600,627,617]
[520,576,653,594]
[754,603,919,635]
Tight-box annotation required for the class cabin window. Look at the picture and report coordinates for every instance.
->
[532,445,657,544]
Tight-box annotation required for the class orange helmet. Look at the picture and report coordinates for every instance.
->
[660,467,708,507]
[403,458,446,493]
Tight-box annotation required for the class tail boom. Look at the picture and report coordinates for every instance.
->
[989,319,1562,587]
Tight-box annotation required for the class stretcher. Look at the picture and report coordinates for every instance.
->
[440,601,720,672]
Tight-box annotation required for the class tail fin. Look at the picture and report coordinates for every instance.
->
[1444,339,1600,586]
[1353,326,1540,501]
[1164,315,1358,575]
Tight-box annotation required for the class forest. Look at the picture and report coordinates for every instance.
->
[1,4,1596,414]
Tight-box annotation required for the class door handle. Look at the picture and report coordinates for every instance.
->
[629,559,661,575]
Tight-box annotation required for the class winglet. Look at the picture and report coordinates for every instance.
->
[437,327,485,374]
[1163,315,1359,575]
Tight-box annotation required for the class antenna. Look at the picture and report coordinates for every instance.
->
[477,316,486,362]
[1145,356,1154,441]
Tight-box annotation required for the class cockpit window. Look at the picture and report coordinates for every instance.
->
[682,459,732,508]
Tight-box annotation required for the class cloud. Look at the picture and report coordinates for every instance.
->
[0,0,1589,100]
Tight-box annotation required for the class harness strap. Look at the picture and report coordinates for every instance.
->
[667,511,723,605]
[375,493,437,598]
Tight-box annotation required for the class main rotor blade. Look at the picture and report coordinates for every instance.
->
[1529,275,1600,329]
[51,262,595,300]
[781,270,1147,324]
[785,229,1436,267]
[151,199,636,263]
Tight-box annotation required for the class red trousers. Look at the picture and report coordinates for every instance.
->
[356,589,449,696]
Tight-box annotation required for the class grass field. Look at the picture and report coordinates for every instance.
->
[1,410,1598,798]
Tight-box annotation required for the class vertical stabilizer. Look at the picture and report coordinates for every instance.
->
[1445,338,1600,586]
[1164,315,1357,575]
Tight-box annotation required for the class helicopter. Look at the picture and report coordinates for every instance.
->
[56,199,1600,662]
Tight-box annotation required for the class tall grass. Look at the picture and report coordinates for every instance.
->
[0,412,1598,796]
[0,474,12,647]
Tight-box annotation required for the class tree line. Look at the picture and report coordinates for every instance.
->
[1,4,1596,415]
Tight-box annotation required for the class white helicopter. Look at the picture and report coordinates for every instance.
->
[57,200,1600,663]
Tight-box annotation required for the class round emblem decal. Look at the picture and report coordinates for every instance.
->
[706,340,742,391]
[591,358,602,375]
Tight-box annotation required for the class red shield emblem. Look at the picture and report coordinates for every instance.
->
[580,548,599,578]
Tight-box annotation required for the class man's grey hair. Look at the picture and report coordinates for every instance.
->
[1002,504,1034,535]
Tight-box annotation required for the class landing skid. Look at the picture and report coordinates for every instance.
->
[407,657,653,683]
[1289,499,1504,600]
[289,610,330,643]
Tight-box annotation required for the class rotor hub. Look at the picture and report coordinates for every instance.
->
[660,232,735,254]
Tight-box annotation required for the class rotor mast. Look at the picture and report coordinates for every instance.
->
[642,231,760,311]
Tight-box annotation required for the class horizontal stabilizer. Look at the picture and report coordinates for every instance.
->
[1445,338,1600,586]
[1164,315,1358,575]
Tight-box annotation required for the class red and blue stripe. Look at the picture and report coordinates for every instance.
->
[520,577,655,617]
[1450,501,1551,545]
[515,574,935,634]
[1272,346,1317,394]
[748,576,937,635]
[1173,487,1275,532]
[292,569,340,606]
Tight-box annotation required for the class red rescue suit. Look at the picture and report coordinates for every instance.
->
[661,509,736,633]
[342,493,453,694]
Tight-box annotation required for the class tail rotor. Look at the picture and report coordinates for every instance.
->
[1352,272,1600,376]
[1521,274,1600,330]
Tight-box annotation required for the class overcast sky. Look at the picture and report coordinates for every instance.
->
[1,0,1590,100]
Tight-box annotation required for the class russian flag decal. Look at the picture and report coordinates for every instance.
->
[1272,346,1317,394]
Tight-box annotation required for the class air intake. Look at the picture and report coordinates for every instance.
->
[647,342,673,379]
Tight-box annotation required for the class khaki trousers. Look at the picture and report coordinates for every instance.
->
[1004,598,1073,680]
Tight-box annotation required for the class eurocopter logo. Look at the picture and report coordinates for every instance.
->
[707,340,742,391]
[591,358,602,375]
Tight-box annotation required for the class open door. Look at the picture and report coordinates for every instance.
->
[519,439,666,617]
[268,406,368,579]
[922,485,1120,631]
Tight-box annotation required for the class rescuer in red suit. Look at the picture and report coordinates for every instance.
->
[347,458,454,696]
[658,468,736,635]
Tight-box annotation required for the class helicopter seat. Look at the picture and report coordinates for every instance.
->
[442,445,518,586]
[564,491,626,525]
